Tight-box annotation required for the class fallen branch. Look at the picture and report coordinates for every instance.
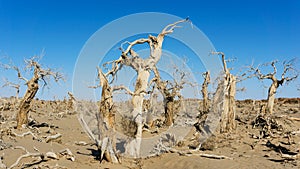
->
[74,141,90,146]
[166,148,233,160]
[9,130,41,141]
[8,146,74,169]
[59,148,75,161]
[9,152,45,169]
[197,153,233,160]
[36,163,68,169]
[276,115,300,121]
[280,150,299,160]
[45,133,62,143]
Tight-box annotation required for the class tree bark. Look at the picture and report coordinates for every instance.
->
[266,81,277,114]
[16,78,39,129]
[66,92,76,113]
[201,71,210,113]
[164,97,174,126]
[125,69,150,158]
[219,73,236,133]
[212,52,236,133]
[97,67,119,163]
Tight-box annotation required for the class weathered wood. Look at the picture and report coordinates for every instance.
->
[96,67,119,163]
[3,58,63,129]
[250,60,298,114]
[152,66,185,127]
[201,71,210,113]
[212,52,236,133]
[95,19,189,158]
[17,77,39,129]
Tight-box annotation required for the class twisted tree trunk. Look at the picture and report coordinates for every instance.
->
[17,78,39,129]
[11,59,63,129]
[97,67,119,163]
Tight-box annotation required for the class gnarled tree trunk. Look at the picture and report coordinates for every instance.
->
[8,58,64,129]
[220,73,236,133]
[97,67,119,163]
[17,78,39,129]
[125,69,150,158]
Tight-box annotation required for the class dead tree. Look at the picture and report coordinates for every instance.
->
[250,60,298,114]
[102,19,189,158]
[212,52,236,133]
[151,66,186,126]
[90,67,119,163]
[2,57,63,129]
[66,92,76,114]
[201,71,210,113]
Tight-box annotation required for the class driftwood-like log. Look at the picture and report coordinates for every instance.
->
[45,133,62,143]
[280,151,299,160]
[198,153,233,160]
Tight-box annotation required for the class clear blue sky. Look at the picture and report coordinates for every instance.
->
[0,0,299,100]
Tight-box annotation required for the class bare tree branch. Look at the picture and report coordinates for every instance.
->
[211,51,228,73]
[112,85,134,96]
[160,18,190,37]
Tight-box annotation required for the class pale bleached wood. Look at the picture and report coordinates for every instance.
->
[250,60,298,114]
[211,52,236,133]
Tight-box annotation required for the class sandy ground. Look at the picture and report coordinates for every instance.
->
[0,98,299,169]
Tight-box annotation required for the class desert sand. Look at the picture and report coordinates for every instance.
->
[0,97,299,169]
